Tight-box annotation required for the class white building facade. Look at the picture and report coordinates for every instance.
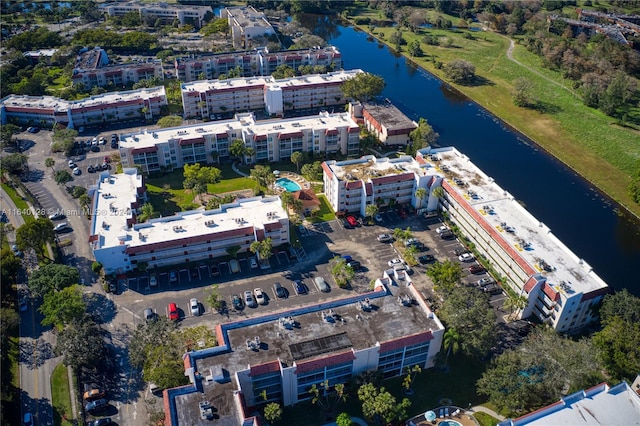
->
[101,2,212,28]
[221,6,276,49]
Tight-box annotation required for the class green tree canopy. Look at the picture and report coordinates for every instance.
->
[593,316,640,382]
[0,123,21,148]
[357,383,410,425]
[55,315,107,369]
[183,163,221,197]
[0,153,27,174]
[250,164,276,190]
[409,118,439,152]
[201,18,229,36]
[16,217,55,260]
[341,72,386,103]
[444,59,476,85]
[291,151,303,173]
[598,289,640,325]
[6,27,63,51]
[39,285,86,329]
[264,402,283,424]
[271,64,296,79]
[425,259,461,295]
[250,238,273,262]
[157,116,183,128]
[29,263,80,298]
[301,161,323,181]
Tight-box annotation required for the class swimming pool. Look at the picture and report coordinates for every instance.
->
[438,421,462,426]
[275,177,301,192]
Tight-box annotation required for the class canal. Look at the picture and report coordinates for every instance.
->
[302,15,640,296]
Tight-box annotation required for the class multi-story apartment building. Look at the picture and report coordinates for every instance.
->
[0,87,167,129]
[163,273,444,425]
[118,111,360,173]
[221,6,276,49]
[350,101,418,146]
[72,47,164,90]
[181,69,361,119]
[88,168,289,275]
[174,46,342,82]
[100,1,212,28]
[322,147,610,334]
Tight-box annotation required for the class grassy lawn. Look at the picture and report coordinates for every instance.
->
[308,194,336,223]
[51,363,74,426]
[2,183,35,225]
[474,411,500,426]
[347,11,640,217]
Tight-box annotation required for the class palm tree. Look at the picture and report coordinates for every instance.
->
[443,327,461,363]
[291,151,303,173]
[365,204,378,221]
[503,294,528,321]
[432,186,445,199]
[415,187,427,209]
[138,202,158,222]
[45,157,55,174]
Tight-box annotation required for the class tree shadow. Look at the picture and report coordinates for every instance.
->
[19,338,55,369]
[534,101,562,115]
[19,391,55,426]
[85,293,117,324]
[467,75,495,87]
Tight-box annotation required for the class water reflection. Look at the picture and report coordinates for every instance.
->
[295,13,341,42]
[439,84,468,105]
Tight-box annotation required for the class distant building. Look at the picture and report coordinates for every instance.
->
[0,86,167,129]
[72,47,164,90]
[100,1,212,28]
[498,381,640,426]
[23,49,58,64]
[548,9,640,46]
[350,101,418,146]
[164,274,445,425]
[181,69,361,119]
[88,168,289,275]
[174,46,342,82]
[221,6,276,49]
[118,111,360,173]
[322,147,610,334]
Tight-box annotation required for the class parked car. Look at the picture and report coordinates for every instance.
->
[11,244,23,258]
[19,297,28,312]
[229,259,240,273]
[347,260,361,271]
[377,234,393,243]
[418,255,436,264]
[90,145,100,152]
[48,212,66,221]
[231,294,243,310]
[440,229,455,239]
[436,225,449,234]
[468,264,486,274]
[346,215,358,227]
[314,276,330,293]
[294,280,307,295]
[169,270,178,283]
[23,412,33,425]
[483,283,502,295]
[274,282,286,298]
[168,302,179,321]
[210,264,220,276]
[149,274,157,287]
[398,209,408,219]
[388,258,403,267]
[190,298,200,316]
[85,398,108,413]
[72,167,81,176]
[108,280,117,294]
[249,257,259,269]
[27,126,39,133]
[144,308,155,323]
[254,288,266,305]
[68,160,76,168]
[477,277,495,287]
[374,213,383,223]
[244,290,257,308]
[83,388,106,401]
[454,247,470,256]
[54,222,69,232]
[458,253,475,262]
[92,418,112,426]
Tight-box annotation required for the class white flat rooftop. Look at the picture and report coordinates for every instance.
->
[327,155,430,181]
[426,147,609,296]
[181,69,362,94]
[119,112,358,150]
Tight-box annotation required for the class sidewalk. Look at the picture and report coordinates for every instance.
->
[231,161,248,177]
[470,405,505,421]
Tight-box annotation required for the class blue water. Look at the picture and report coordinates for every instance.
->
[276,177,301,192]
[439,421,462,426]
[299,16,640,295]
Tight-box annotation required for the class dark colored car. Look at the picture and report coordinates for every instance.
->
[85,398,108,413]
[418,255,436,264]
[294,280,307,295]
[90,145,100,152]
[231,294,243,310]
[347,260,361,271]
[108,280,117,294]
[210,264,220,276]
[92,418,112,426]
[469,264,486,274]
[274,282,286,298]
[483,283,502,295]
[398,209,408,219]
[454,247,470,256]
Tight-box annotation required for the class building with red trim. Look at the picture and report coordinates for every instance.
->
[350,101,418,146]
[0,87,167,129]
[174,46,342,82]
[118,111,360,173]
[88,168,288,275]
[163,274,444,425]
[181,69,362,119]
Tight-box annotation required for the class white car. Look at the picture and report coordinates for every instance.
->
[190,298,200,316]
[458,253,475,262]
[254,288,266,305]
[149,275,157,287]
[244,290,257,308]
[68,160,76,168]
[436,225,449,234]
[374,213,383,223]
[249,257,259,269]
[388,258,403,267]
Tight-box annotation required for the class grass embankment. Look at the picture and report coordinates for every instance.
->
[474,411,500,426]
[346,9,640,217]
[51,363,74,426]
[1,183,36,225]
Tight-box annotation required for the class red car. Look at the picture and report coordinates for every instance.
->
[168,303,179,321]
[469,264,486,274]
[398,209,408,219]
[346,216,358,227]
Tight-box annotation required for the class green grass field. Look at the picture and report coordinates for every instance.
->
[51,363,73,426]
[348,10,640,217]
[2,183,36,225]
[308,194,336,223]
[474,411,500,426]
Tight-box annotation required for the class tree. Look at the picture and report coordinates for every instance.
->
[230,139,249,164]
[432,186,445,199]
[408,40,423,57]
[438,286,496,358]
[444,59,476,85]
[310,380,347,415]
[415,187,427,209]
[129,316,178,368]
[443,327,461,363]
[390,30,405,51]
[301,161,323,181]
[409,118,439,152]
[226,245,241,258]
[503,294,528,320]
[593,316,640,382]
[44,157,55,173]
[39,285,86,329]
[402,365,421,394]
[79,194,92,214]
[264,402,283,424]
[271,64,296,79]
[16,217,55,260]
[55,315,107,369]
[183,163,221,199]
[598,289,640,325]
[138,202,158,223]
[250,238,273,262]
[0,153,27,174]
[357,383,411,425]
[206,284,224,313]
[0,123,21,148]
[157,116,183,128]
[250,164,276,190]
[365,204,379,221]
[28,263,80,298]
[54,170,72,185]
[52,128,78,156]
[341,72,386,102]
[392,227,413,242]
[330,256,355,288]
[512,77,537,108]
[336,412,353,426]
[291,151,303,173]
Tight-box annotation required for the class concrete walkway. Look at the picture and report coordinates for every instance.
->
[469,405,506,421]
[231,161,249,177]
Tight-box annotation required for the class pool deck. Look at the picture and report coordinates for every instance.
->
[406,406,479,426]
